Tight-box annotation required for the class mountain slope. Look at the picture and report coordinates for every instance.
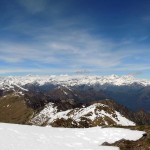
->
[98,100,150,125]
[29,101,135,127]
[0,90,149,127]
[0,93,34,124]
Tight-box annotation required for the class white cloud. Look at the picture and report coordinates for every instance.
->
[1,1,150,76]
[0,17,149,75]
[0,28,146,72]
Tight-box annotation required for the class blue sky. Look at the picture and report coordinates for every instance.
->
[0,0,150,78]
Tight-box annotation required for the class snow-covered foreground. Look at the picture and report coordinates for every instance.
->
[0,123,144,150]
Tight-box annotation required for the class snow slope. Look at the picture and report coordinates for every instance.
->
[0,123,144,150]
[30,102,135,126]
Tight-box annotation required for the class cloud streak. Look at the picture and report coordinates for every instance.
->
[0,28,138,65]
[1,0,150,77]
[0,27,148,75]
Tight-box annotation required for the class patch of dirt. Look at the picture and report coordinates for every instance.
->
[0,94,34,124]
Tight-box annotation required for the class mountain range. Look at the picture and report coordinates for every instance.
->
[0,74,150,127]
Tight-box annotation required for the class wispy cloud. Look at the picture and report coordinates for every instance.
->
[0,67,73,74]
[1,0,150,76]
[0,27,135,64]
[0,26,147,74]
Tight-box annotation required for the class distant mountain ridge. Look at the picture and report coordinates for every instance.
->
[1,75,150,91]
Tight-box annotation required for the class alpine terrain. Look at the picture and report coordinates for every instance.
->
[0,75,150,127]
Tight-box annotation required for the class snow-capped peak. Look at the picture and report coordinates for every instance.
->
[0,74,150,91]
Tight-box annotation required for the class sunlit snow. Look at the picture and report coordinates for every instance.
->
[30,102,135,126]
[1,74,150,91]
[0,123,144,150]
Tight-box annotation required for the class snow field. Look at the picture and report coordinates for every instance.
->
[0,123,144,150]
